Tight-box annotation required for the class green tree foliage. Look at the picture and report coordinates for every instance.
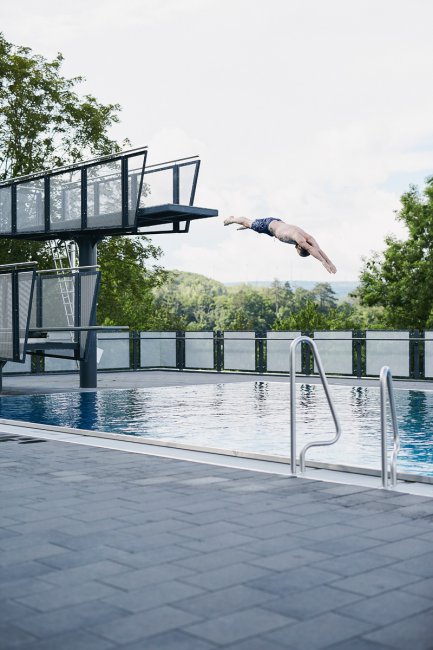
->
[153,271,375,331]
[97,237,170,330]
[0,33,165,330]
[358,178,433,328]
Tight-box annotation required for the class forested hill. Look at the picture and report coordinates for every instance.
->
[225,280,358,300]
[152,270,379,331]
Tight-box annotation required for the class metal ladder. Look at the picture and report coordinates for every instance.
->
[47,240,76,329]
[380,366,400,489]
[289,336,342,475]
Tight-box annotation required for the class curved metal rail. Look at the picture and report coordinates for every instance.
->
[290,336,342,474]
[380,366,400,488]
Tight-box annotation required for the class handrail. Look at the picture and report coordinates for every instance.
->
[290,336,342,474]
[380,366,400,488]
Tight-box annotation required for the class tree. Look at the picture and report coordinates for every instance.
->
[97,237,169,330]
[0,33,166,330]
[310,282,338,312]
[0,32,121,267]
[358,178,433,328]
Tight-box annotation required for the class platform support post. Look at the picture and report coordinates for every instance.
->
[77,238,98,389]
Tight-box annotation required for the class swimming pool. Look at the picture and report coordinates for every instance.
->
[1,382,432,477]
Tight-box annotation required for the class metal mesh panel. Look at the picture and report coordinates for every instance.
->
[0,186,12,234]
[266,331,302,373]
[366,331,410,377]
[140,332,176,367]
[185,332,214,369]
[313,331,353,375]
[16,179,45,232]
[223,331,256,371]
[50,171,81,231]
[18,271,34,358]
[79,272,97,357]
[41,276,74,329]
[0,274,13,359]
[97,332,130,369]
[87,161,122,228]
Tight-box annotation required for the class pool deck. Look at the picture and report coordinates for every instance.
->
[1,371,433,649]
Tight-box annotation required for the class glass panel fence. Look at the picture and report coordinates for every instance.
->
[266,331,302,373]
[0,186,12,234]
[87,160,122,228]
[366,330,410,377]
[16,179,45,232]
[185,331,214,369]
[313,331,353,375]
[424,331,433,378]
[223,331,256,371]
[97,332,130,370]
[140,332,176,367]
[50,170,81,231]
[3,357,32,373]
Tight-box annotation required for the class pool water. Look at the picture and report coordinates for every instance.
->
[0,382,432,477]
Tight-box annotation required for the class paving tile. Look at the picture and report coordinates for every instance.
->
[175,584,275,617]
[248,566,341,595]
[0,623,37,648]
[339,589,432,625]
[100,562,193,590]
[317,550,397,577]
[262,584,363,619]
[173,548,258,572]
[18,629,115,650]
[102,579,205,613]
[182,562,270,590]
[119,629,216,650]
[249,547,332,571]
[331,567,422,597]
[16,580,121,612]
[371,537,433,560]
[185,606,293,645]
[92,605,201,644]
[393,551,433,577]
[364,610,433,649]
[264,611,375,650]
[402,577,433,600]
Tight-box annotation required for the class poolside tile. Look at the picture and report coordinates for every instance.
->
[331,567,422,596]
[364,610,433,649]
[264,612,375,649]
[339,589,432,625]
[185,606,293,645]
[182,562,271,591]
[261,584,364,619]
[248,566,341,595]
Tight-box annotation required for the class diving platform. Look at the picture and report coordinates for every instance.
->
[0,147,218,240]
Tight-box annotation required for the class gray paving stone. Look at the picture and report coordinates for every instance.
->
[262,584,363,619]
[118,629,216,650]
[0,600,37,625]
[175,584,275,618]
[317,550,397,577]
[364,610,433,649]
[92,605,201,644]
[264,611,376,650]
[16,580,121,612]
[185,606,293,645]
[182,562,271,591]
[331,567,422,597]
[102,579,205,613]
[0,623,37,649]
[394,551,433,577]
[100,562,193,590]
[249,547,333,571]
[19,629,115,650]
[173,548,258,572]
[248,566,341,595]
[402,577,433,599]
[339,589,433,625]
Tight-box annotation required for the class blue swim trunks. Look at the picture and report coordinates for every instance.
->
[250,217,281,237]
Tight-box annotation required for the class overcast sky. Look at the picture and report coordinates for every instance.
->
[2,0,433,283]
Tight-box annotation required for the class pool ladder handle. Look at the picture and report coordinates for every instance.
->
[380,366,400,489]
[289,336,342,476]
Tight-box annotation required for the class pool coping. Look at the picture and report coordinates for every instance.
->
[1,416,432,488]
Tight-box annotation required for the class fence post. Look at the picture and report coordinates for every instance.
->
[411,330,421,379]
[176,331,185,370]
[256,331,265,373]
[131,331,140,370]
[302,331,313,374]
[215,331,223,372]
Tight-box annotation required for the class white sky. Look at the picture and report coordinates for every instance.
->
[2,0,433,283]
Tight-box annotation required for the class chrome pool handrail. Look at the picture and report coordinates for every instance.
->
[380,366,400,488]
[290,336,342,475]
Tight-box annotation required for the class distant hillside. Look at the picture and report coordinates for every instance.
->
[225,280,358,300]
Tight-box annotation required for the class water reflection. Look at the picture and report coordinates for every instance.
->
[0,382,432,476]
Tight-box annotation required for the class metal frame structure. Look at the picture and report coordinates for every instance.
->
[0,147,218,388]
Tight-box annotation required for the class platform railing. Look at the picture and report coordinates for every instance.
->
[380,366,400,488]
[289,336,342,475]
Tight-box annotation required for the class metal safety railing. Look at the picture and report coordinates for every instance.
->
[289,336,342,475]
[380,366,400,488]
